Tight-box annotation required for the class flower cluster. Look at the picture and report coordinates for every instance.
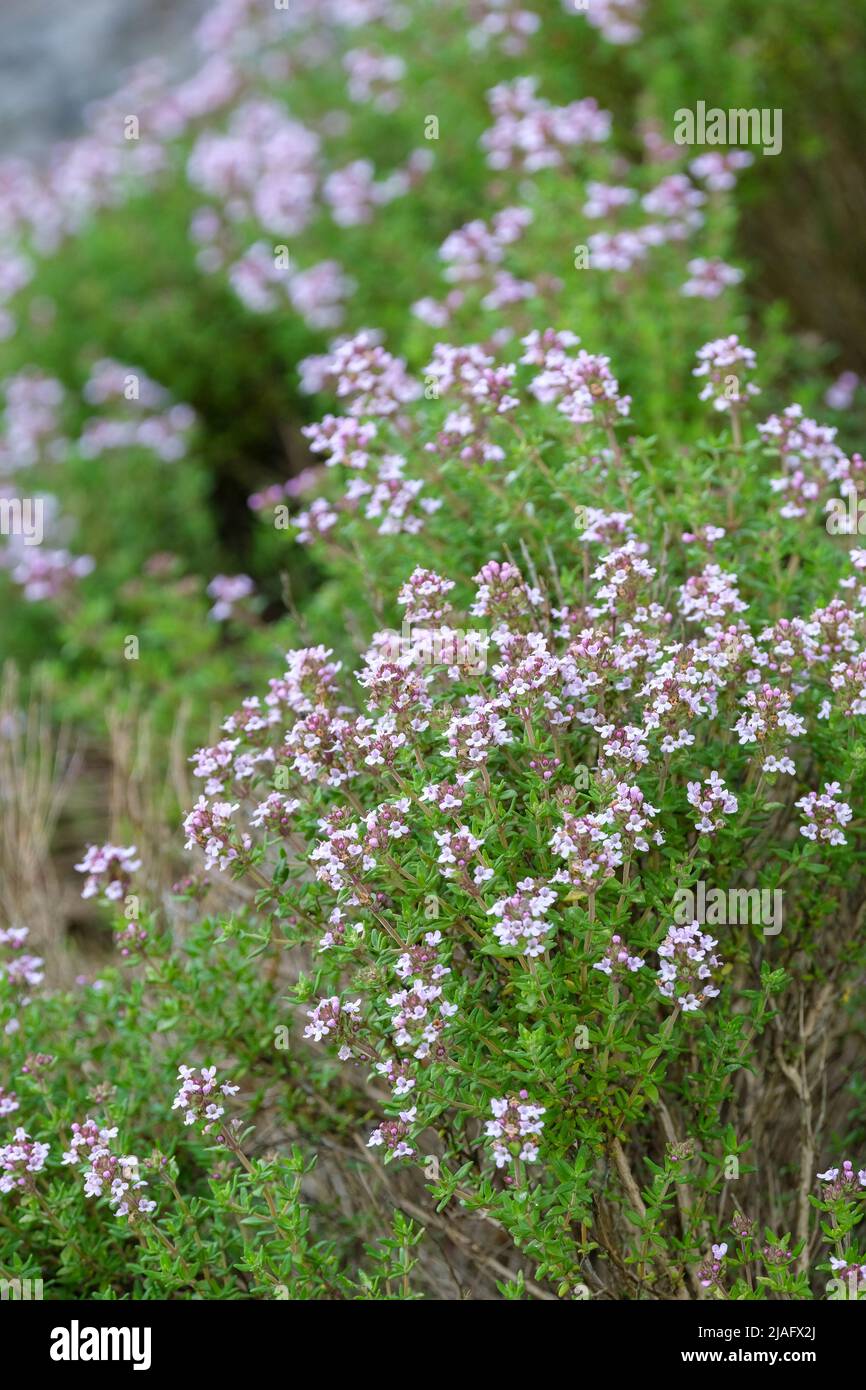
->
[367,1107,417,1159]
[343,47,406,112]
[0,926,45,1017]
[681,258,743,300]
[2,545,95,603]
[733,684,805,775]
[485,1093,546,1170]
[78,358,195,462]
[207,574,255,622]
[304,995,362,1057]
[434,826,493,887]
[0,1128,50,1196]
[487,879,558,956]
[796,783,853,847]
[63,1120,155,1223]
[114,921,149,958]
[396,567,456,623]
[759,405,847,520]
[469,0,541,56]
[657,921,722,1011]
[550,809,623,895]
[690,151,753,191]
[816,1159,866,1200]
[528,345,632,427]
[370,930,458,1122]
[75,844,141,903]
[574,0,644,46]
[171,1066,240,1135]
[0,1088,19,1117]
[693,335,760,413]
[480,77,611,173]
[698,1242,728,1289]
[414,206,537,327]
[593,933,645,978]
[686,771,739,835]
[183,797,251,872]
[678,564,747,623]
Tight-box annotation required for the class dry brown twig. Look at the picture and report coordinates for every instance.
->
[0,662,81,980]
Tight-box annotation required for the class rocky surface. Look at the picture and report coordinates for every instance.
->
[0,0,208,157]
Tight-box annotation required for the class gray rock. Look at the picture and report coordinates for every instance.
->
[0,0,209,157]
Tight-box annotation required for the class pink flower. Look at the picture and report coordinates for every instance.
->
[0,927,45,1002]
[0,1128,50,1196]
[172,1065,240,1135]
[582,181,636,219]
[289,260,355,331]
[343,48,406,112]
[0,1089,19,1117]
[570,0,643,45]
[295,496,339,545]
[593,934,645,977]
[587,230,647,274]
[642,173,704,225]
[678,564,748,623]
[795,783,852,847]
[528,347,631,427]
[686,772,739,834]
[303,414,377,469]
[817,1160,866,1199]
[550,810,623,895]
[75,844,141,903]
[183,797,251,872]
[693,335,760,413]
[485,1093,545,1169]
[65,1121,155,1222]
[419,775,474,814]
[469,1,541,56]
[733,684,805,773]
[299,330,420,418]
[825,371,859,411]
[367,1107,417,1158]
[396,567,456,623]
[759,404,845,519]
[657,921,722,1011]
[487,879,558,956]
[5,547,95,602]
[480,77,610,173]
[433,826,492,887]
[304,995,362,1045]
[698,1241,728,1288]
[207,574,254,621]
[681,258,743,300]
[689,150,753,191]
[439,207,532,283]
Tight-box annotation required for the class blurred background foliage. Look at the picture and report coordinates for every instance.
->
[0,0,863,751]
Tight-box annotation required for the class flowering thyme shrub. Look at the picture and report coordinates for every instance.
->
[3,309,866,1297]
[171,494,863,1296]
[9,320,866,1300]
[190,322,866,1298]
